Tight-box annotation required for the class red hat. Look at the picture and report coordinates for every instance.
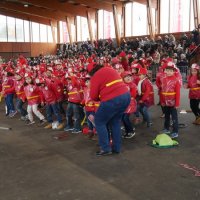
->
[119,51,126,57]
[5,67,14,74]
[138,67,148,75]
[114,64,123,69]
[121,71,132,79]
[165,61,176,69]
[24,72,33,78]
[16,69,24,77]
[131,63,142,69]
[191,63,200,70]
[111,57,119,64]
[35,77,45,84]
[87,62,96,72]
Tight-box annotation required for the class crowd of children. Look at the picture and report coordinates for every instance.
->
[0,44,200,155]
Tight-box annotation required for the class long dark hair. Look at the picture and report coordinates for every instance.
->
[88,64,104,77]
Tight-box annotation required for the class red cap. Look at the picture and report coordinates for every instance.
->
[131,63,142,69]
[87,62,96,72]
[119,51,126,57]
[121,71,132,78]
[35,77,45,84]
[191,63,200,70]
[138,67,148,75]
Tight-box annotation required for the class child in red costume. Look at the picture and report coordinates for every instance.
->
[184,63,200,125]
[160,62,181,138]
[121,71,137,138]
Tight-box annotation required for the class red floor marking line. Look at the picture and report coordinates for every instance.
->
[179,163,200,177]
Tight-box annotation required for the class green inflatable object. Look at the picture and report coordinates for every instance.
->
[151,133,179,148]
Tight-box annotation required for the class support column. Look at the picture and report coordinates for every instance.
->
[112,4,121,46]
[86,11,94,42]
[193,0,200,28]
[146,0,155,39]
[156,0,161,34]
[50,20,56,43]
[57,21,60,44]
[66,16,73,44]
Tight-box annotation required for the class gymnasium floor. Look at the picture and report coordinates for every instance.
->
[0,88,199,200]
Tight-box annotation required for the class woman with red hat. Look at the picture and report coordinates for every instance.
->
[184,63,200,125]
[89,63,130,156]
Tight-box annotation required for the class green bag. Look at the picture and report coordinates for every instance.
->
[151,133,179,148]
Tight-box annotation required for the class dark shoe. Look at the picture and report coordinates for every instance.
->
[96,150,112,156]
[147,122,153,127]
[112,150,120,154]
[122,132,136,139]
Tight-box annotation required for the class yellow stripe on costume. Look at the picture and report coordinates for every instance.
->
[106,79,123,87]
[190,87,200,91]
[161,92,176,96]
[27,95,39,100]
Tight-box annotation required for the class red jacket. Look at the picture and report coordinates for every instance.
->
[187,75,200,99]
[24,84,42,105]
[66,77,83,104]
[125,82,137,113]
[132,74,140,86]
[138,78,154,107]
[90,67,128,102]
[160,75,181,107]
[40,83,57,105]
[14,79,26,101]
[51,77,65,102]
[2,76,15,96]
[82,87,100,112]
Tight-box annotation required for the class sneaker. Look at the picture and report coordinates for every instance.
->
[57,123,64,130]
[44,123,52,129]
[25,120,35,125]
[20,116,27,121]
[64,127,74,132]
[170,132,178,138]
[72,129,82,134]
[96,150,112,156]
[9,111,17,118]
[122,132,136,139]
[147,122,153,127]
[39,119,47,125]
[160,129,171,135]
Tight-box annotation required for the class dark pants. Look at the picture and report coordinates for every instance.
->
[86,111,95,131]
[65,102,82,130]
[46,103,62,123]
[122,113,134,133]
[163,106,178,133]
[95,92,130,152]
[190,99,200,117]
[16,98,27,117]
[5,94,15,114]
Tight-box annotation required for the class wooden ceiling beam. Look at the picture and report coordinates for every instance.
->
[0,8,51,25]
[17,0,90,17]
[69,0,113,12]
[0,2,68,21]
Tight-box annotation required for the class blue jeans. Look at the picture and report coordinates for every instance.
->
[46,103,62,123]
[95,92,131,152]
[86,111,95,131]
[5,94,15,114]
[163,106,178,133]
[16,98,27,117]
[138,103,151,124]
[65,102,82,130]
[122,113,134,133]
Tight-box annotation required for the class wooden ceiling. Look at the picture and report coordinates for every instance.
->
[0,0,157,22]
